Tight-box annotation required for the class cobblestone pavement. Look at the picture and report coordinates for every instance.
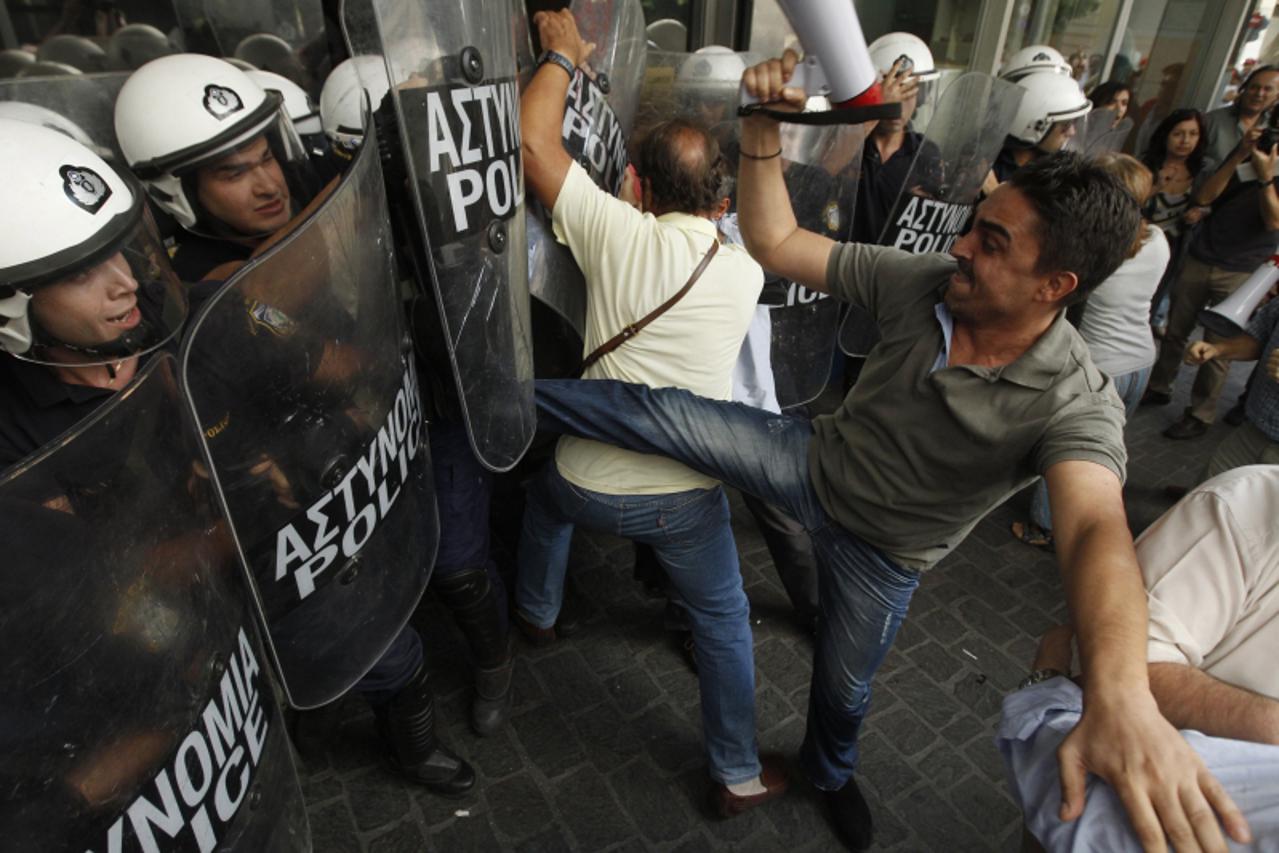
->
[299,362,1250,852]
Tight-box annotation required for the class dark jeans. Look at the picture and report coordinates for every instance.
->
[535,379,921,790]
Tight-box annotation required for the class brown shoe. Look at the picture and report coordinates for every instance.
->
[513,610,558,647]
[710,754,790,818]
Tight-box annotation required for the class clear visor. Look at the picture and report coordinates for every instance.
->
[1044,113,1091,153]
[17,211,187,368]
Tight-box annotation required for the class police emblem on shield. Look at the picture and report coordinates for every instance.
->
[59,164,112,214]
[203,84,244,120]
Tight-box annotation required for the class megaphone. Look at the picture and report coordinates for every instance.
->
[1199,254,1279,338]
[738,0,899,123]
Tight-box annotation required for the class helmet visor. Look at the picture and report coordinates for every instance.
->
[16,211,187,367]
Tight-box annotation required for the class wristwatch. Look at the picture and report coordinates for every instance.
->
[538,49,576,79]
[1017,668,1065,690]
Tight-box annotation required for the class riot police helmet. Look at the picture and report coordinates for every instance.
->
[319,55,388,158]
[114,53,314,237]
[0,119,186,365]
[1000,44,1073,82]
[1007,70,1090,150]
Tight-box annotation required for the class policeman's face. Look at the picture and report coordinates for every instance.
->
[947,185,1069,326]
[1039,119,1076,153]
[1167,118,1200,158]
[195,134,292,236]
[32,252,140,347]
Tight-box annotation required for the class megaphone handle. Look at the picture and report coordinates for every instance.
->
[738,60,824,107]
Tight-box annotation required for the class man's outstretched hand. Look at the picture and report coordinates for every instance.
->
[1058,690,1251,852]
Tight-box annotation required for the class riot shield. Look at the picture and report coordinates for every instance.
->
[180,125,436,710]
[0,355,308,851]
[1078,108,1134,156]
[194,0,325,91]
[0,71,131,158]
[638,48,856,407]
[840,72,1024,356]
[350,0,536,472]
[525,0,647,345]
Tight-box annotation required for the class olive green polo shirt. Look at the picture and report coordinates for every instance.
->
[810,243,1127,571]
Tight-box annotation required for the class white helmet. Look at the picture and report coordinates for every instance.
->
[676,46,747,86]
[0,101,108,157]
[247,69,322,136]
[114,53,304,230]
[319,55,388,156]
[0,49,34,79]
[1000,44,1072,82]
[1007,70,1091,146]
[868,32,939,82]
[0,119,184,361]
[36,35,107,73]
[106,23,175,71]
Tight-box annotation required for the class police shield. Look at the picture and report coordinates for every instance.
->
[840,72,1024,356]
[0,71,130,158]
[180,128,436,709]
[348,0,536,472]
[639,48,860,407]
[1079,107,1134,156]
[526,0,647,342]
[0,355,309,851]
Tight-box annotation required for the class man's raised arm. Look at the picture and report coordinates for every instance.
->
[1046,460,1251,853]
[737,52,835,293]
[520,10,592,211]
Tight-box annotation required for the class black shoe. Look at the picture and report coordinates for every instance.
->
[471,634,514,737]
[826,780,874,851]
[375,665,476,797]
[1140,389,1172,407]
[1224,400,1247,426]
[1163,415,1208,440]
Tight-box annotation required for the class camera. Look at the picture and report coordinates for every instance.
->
[1258,127,1279,153]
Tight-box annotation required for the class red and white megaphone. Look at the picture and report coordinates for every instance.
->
[1199,254,1279,338]
[739,0,897,120]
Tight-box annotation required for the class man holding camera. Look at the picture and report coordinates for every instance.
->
[1142,122,1279,438]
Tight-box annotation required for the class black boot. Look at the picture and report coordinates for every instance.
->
[433,567,514,736]
[374,665,475,796]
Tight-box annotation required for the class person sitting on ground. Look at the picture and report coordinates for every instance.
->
[1000,464,1279,851]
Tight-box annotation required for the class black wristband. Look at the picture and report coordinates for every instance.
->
[538,50,576,79]
[740,148,782,160]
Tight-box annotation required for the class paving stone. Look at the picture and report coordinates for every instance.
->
[753,637,811,694]
[484,773,553,842]
[896,784,989,851]
[345,768,412,832]
[510,703,586,780]
[872,704,938,758]
[965,735,1012,783]
[513,825,573,853]
[858,732,924,801]
[573,701,645,768]
[300,773,344,805]
[953,671,1004,719]
[756,685,797,733]
[939,713,986,747]
[428,812,503,852]
[905,638,965,684]
[880,664,965,730]
[553,765,635,849]
[955,597,1021,645]
[367,821,432,853]
[605,665,663,715]
[466,726,525,781]
[917,742,975,791]
[950,772,1020,836]
[533,648,608,711]
[308,800,360,853]
[610,760,694,844]
[510,657,547,709]
[913,604,967,646]
[636,703,703,773]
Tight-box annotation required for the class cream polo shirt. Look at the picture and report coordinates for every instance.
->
[550,161,763,494]
[1140,465,1279,700]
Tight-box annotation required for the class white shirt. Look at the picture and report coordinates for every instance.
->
[551,162,763,493]
[1139,465,1279,700]
[1079,224,1169,377]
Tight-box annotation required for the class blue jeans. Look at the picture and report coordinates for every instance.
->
[534,379,921,790]
[517,462,760,784]
[1030,365,1148,532]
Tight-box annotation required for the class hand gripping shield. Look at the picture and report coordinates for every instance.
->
[0,355,308,851]
[348,0,536,472]
[526,0,648,346]
[840,72,1024,356]
[180,129,437,709]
